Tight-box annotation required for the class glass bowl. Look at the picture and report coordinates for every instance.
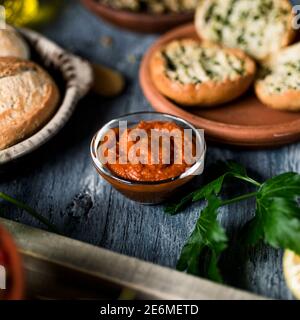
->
[90,112,206,204]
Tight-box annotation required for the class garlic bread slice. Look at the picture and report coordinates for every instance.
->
[255,43,300,111]
[195,0,295,61]
[150,38,256,107]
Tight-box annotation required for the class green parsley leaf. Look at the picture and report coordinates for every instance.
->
[167,161,300,284]
[192,174,227,202]
[245,173,300,254]
[177,195,227,282]
[193,160,254,201]
[165,161,259,215]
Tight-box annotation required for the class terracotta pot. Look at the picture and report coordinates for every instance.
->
[0,224,24,300]
[81,0,194,33]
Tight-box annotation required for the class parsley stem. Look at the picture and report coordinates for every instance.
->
[0,192,60,234]
[234,175,261,187]
[221,192,257,206]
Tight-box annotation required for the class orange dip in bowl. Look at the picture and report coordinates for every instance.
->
[102,120,196,182]
[91,112,205,204]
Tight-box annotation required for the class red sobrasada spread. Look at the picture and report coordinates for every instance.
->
[100,121,196,182]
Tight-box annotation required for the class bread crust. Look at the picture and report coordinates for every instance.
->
[255,43,300,111]
[195,0,296,61]
[150,38,256,107]
[0,57,60,150]
[281,5,297,53]
[255,85,300,111]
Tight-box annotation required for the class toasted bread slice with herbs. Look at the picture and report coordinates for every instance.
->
[255,43,300,111]
[150,38,256,107]
[195,0,296,61]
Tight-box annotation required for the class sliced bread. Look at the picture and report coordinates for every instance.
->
[150,38,256,107]
[255,43,300,111]
[195,0,295,61]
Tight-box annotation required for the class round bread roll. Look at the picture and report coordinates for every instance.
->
[195,0,295,61]
[150,38,256,107]
[255,43,300,111]
[0,27,30,59]
[0,57,60,150]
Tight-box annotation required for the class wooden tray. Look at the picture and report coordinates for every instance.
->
[0,218,263,300]
[140,23,300,148]
[81,0,194,33]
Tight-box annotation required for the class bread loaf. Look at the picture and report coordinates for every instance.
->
[0,57,60,150]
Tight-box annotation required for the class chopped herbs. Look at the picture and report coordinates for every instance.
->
[237,34,246,46]
[204,3,216,23]
[259,59,300,94]
[162,52,176,71]
[198,0,292,60]
[166,161,300,282]
[162,41,246,85]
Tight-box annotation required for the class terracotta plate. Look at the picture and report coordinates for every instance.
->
[81,0,194,33]
[140,23,300,147]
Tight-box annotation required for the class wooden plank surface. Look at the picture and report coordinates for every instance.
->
[0,218,263,300]
[0,0,299,299]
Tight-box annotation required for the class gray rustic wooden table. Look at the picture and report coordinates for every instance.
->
[1,0,299,300]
